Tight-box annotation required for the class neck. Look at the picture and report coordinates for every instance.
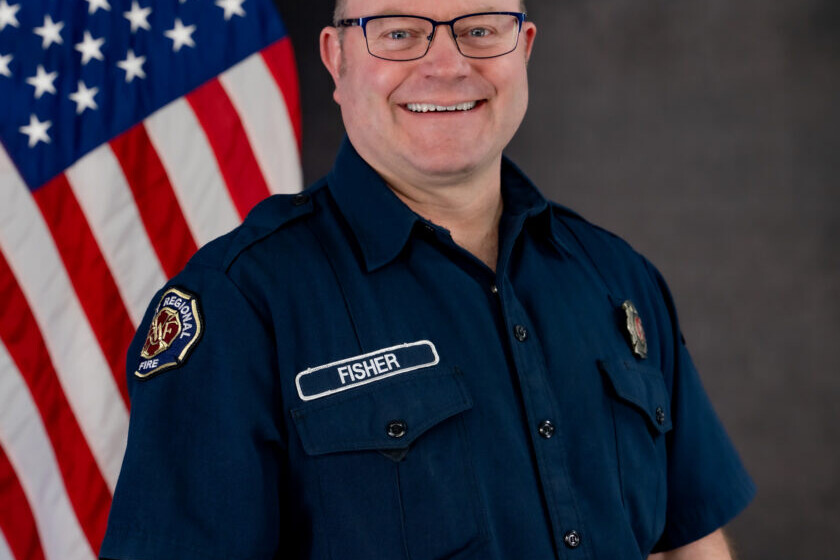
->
[381,160,504,272]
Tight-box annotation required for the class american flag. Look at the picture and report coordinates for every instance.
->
[0,0,302,558]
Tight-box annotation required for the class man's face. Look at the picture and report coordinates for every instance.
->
[321,0,537,187]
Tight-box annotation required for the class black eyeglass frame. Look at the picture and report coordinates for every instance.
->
[336,11,527,61]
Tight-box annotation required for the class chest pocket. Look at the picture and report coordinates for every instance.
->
[598,358,672,553]
[291,365,489,560]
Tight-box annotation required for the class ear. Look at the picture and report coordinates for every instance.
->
[521,22,537,61]
[320,26,344,104]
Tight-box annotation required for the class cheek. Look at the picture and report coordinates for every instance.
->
[502,68,530,116]
[342,69,400,114]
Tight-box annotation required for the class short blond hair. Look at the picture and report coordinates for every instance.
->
[333,1,528,24]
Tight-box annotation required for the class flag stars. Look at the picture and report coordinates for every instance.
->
[19,114,52,147]
[0,53,11,77]
[26,65,58,98]
[86,0,111,15]
[216,0,246,21]
[75,31,105,65]
[0,0,20,31]
[34,15,64,49]
[124,1,152,33]
[69,80,99,114]
[117,49,146,82]
[164,18,196,52]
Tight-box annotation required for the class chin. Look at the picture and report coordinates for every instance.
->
[400,139,487,175]
[402,153,482,181]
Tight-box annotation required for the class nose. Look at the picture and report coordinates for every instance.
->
[419,25,471,76]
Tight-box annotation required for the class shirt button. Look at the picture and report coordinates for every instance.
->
[564,530,582,549]
[490,284,499,295]
[386,420,407,439]
[513,324,528,341]
[423,223,435,233]
[538,420,555,439]
[656,407,666,425]
[292,193,309,206]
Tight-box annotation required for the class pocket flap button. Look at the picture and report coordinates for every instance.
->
[655,407,666,425]
[386,420,407,439]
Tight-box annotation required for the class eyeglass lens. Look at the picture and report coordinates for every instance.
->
[365,14,521,60]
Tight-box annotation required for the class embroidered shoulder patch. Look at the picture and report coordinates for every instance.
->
[135,287,203,380]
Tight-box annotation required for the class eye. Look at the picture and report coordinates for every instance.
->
[387,29,411,40]
[468,27,491,38]
[379,27,427,41]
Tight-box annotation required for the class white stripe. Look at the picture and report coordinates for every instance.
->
[0,529,14,560]
[145,99,241,246]
[0,341,95,560]
[219,51,303,195]
[66,145,166,327]
[0,146,127,492]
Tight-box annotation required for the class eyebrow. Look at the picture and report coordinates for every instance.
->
[362,5,506,17]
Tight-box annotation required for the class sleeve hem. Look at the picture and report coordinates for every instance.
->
[652,472,756,553]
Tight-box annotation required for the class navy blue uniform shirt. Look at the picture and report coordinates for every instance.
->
[101,139,755,560]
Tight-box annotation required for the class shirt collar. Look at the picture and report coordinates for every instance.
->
[327,136,571,272]
[327,138,420,272]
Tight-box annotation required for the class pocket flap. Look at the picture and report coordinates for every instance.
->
[290,366,472,456]
[598,359,672,433]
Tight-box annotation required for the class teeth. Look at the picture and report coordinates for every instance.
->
[406,101,478,113]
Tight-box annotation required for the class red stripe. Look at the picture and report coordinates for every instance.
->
[261,36,302,151]
[33,175,131,407]
[0,445,45,560]
[0,250,112,556]
[110,125,198,278]
[187,78,272,219]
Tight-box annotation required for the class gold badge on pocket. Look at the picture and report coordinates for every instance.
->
[622,300,648,359]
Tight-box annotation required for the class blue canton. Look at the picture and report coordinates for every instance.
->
[0,0,286,191]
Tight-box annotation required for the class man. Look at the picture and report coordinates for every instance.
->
[100,0,755,558]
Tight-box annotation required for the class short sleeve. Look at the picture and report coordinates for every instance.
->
[99,266,285,560]
[648,263,756,551]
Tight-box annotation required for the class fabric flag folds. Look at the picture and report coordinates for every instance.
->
[0,0,302,558]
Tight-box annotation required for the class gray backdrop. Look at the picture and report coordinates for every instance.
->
[277,1,839,557]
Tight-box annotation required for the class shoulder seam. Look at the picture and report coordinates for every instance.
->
[221,191,320,271]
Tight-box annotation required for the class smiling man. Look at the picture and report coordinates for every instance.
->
[100,1,754,559]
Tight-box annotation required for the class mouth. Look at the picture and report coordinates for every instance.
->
[403,100,483,113]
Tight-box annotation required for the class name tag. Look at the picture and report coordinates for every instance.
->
[295,340,439,401]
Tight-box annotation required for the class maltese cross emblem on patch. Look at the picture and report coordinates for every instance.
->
[622,300,648,359]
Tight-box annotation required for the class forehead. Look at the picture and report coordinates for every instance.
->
[342,0,521,17]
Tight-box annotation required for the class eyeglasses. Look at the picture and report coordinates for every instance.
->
[336,12,527,61]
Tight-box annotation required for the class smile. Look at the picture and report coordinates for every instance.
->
[405,101,480,113]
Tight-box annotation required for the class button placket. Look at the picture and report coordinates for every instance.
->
[497,278,586,554]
